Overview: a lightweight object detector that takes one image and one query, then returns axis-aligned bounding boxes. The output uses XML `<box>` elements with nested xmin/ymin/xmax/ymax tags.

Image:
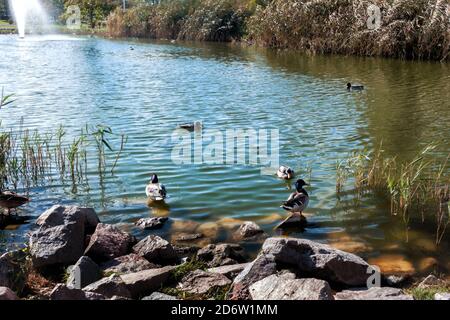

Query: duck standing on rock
<box><xmin>0</xmin><ymin>190</ymin><xmax>30</xmax><ymax>215</ymax></box>
<box><xmin>277</xmin><ymin>166</ymin><xmax>295</xmax><ymax>180</ymax></box>
<box><xmin>145</xmin><ymin>174</ymin><xmax>167</xmax><ymax>201</ymax></box>
<box><xmin>277</xmin><ymin>179</ymin><xmax>309</xmax><ymax>229</ymax></box>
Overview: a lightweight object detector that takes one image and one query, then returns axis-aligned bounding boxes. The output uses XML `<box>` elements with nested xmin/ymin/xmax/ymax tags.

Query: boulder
<box><xmin>120</xmin><ymin>266</ymin><xmax>175</xmax><ymax>298</ymax></box>
<box><xmin>142</xmin><ymin>292</ymin><xmax>178</xmax><ymax>300</ymax></box>
<box><xmin>30</xmin><ymin>205</ymin><xmax>100</xmax><ymax>268</ymax></box>
<box><xmin>66</xmin><ymin>256</ymin><xmax>102</xmax><ymax>289</ymax></box>
<box><xmin>177</xmin><ymin>270</ymin><xmax>232</xmax><ymax>295</ymax></box>
<box><xmin>135</xmin><ymin>217</ymin><xmax>168</xmax><ymax>230</ymax></box>
<box><xmin>85</xmin><ymin>223</ymin><xmax>136</xmax><ymax>262</ymax></box>
<box><xmin>100</xmin><ymin>253</ymin><xmax>158</xmax><ymax>275</ymax></box>
<box><xmin>229</xmin><ymin>254</ymin><xmax>277</xmax><ymax>300</ymax></box>
<box><xmin>0</xmin><ymin>287</ymin><xmax>19</xmax><ymax>300</ymax></box>
<box><xmin>249</xmin><ymin>273</ymin><xmax>333</xmax><ymax>300</ymax></box>
<box><xmin>208</xmin><ymin>263</ymin><xmax>250</xmax><ymax>280</ymax></box>
<box><xmin>173</xmin><ymin>233</ymin><xmax>204</xmax><ymax>242</ymax></box>
<box><xmin>133</xmin><ymin>235</ymin><xmax>178</xmax><ymax>265</ymax></box>
<box><xmin>83</xmin><ymin>275</ymin><xmax>132</xmax><ymax>299</ymax></box>
<box><xmin>417</xmin><ymin>275</ymin><xmax>444</xmax><ymax>288</ymax></box>
<box><xmin>233</xmin><ymin>222</ymin><xmax>264</xmax><ymax>240</ymax></box>
<box><xmin>334</xmin><ymin>287</ymin><xmax>413</xmax><ymax>300</ymax></box>
<box><xmin>197</xmin><ymin>243</ymin><xmax>245</xmax><ymax>267</ymax></box>
<box><xmin>434</xmin><ymin>292</ymin><xmax>450</xmax><ymax>300</ymax></box>
<box><xmin>261</xmin><ymin>237</ymin><xmax>371</xmax><ymax>286</ymax></box>
<box><xmin>0</xmin><ymin>250</ymin><xmax>27</xmax><ymax>294</ymax></box>
<box><xmin>50</xmin><ymin>284</ymin><xmax>105</xmax><ymax>300</ymax></box>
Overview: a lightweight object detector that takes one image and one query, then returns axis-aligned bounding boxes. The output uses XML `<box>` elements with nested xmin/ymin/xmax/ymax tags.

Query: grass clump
<box><xmin>171</xmin><ymin>258</ymin><xmax>208</xmax><ymax>282</ymax></box>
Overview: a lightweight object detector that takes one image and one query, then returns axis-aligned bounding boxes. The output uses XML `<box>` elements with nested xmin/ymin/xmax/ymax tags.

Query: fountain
<box><xmin>9</xmin><ymin>0</ymin><xmax>51</xmax><ymax>38</ymax></box>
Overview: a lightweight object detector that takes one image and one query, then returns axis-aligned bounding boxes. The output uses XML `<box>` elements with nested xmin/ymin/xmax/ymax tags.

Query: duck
<box><xmin>347</xmin><ymin>83</ymin><xmax>364</xmax><ymax>91</ymax></box>
<box><xmin>145</xmin><ymin>174</ymin><xmax>167</xmax><ymax>201</ymax></box>
<box><xmin>281</xmin><ymin>179</ymin><xmax>309</xmax><ymax>213</ymax></box>
<box><xmin>0</xmin><ymin>190</ymin><xmax>30</xmax><ymax>215</ymax></box>
<box><xmin>276</xmin><ymin>166</ymin><xmax>295</xmax><ymax>180</ymax></box>
<box><xmin>177</xmin><ymin>121</ymin><xmax>202</xmax><ymax>132</ymax></box>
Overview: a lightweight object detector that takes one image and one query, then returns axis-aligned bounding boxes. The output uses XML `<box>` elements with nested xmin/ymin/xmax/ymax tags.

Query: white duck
<box><xmin>145</xmin><ymin>174</ymin><xmax>167</xmax><ymax>201</ymax></box>
<box><xmin>276</xmin><ymin>166</ymin><xmax>295</xmax><ymax>180</ymax></box>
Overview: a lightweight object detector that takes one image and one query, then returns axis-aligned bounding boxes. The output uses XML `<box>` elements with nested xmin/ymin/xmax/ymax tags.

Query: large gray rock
<box><xmin>66</xmin><ymin>256</ymin><xmax>102</xmax><ymax>289</ymax></box>
<box><xmin>0</xmin><ymin>287</ymin><xmax>19</xmax><ymax>300</ymax></box>
<box><xmin>434</xmin><ymin>292</ymin><xmax>450</xmax><ymax>300</ymax></box>
<box><xmin>233</xmin><ymin>222</ymin><xmax>264</xmax><ymax>240</ymax></box>
<box><xmin>249</xmin><ymin>272</ymin><xmax>334</xmax><ymax>300</ymax></box>
<box><xmin>85</xmin><ymin>223</ymin><xmax>136</xmax><ymax>262</ymax></box>
<box><xmin>120</xmin><ymin>266</ymin><xmax>175</xmax><ymax>298</ymax></box>
<box><xmin>133</xmin><ymin>235</ymin><xmax>178</xmax><ymax>265</ymax></box>
<box><xmin>29</xmin><ymin>205</ymin><xmax>100</xmax><ymax>268</ymax></box>
<box><xmin>83</xmin><ymin>274</ymin><xmax>132</xmax><ymax>299</ymax></box>
<box><xmin>135</xmin><ymin>217</ymin><xmax>168</xmax><ymax>230</ymax></box>
<box><xmin>208</xmin><ymin>263</ymin><xmax>250</xmax><ymax>280</ymax></box>
<box><xmin>50</xmin><ymin>284</ymin><xmax>105</xmax><ymax>300</ymax></box>
<box><xmin>334</xmin><ymin>287</ymin><xmax>413</xmax><ymax>300</ymax></box>
<box><xmin>261</xmin><ymin>237</ymin><xmax>371</xmax><ymax>286</ymax></box>
<box><xmin>0</xmin><ymin>250</ymin><xmax>27</xmax><ymax>294</ymax></box>
<box><xmin>100</xmin><ymin>253</ymin><xmax>158</xmax><ymax>275</ymax></box>
<box><xmin>177</xmin><ymin>269</ymin><xmax>232</xmax><ymax>295</ymax></box>
<box><xmin>197</xmin><ymin>243</ymin><xmax>245</xmax><ymax>267</ymax></box>
<box><xmin>142</xmin><ymin>292</ymin><xmax>178</xmax><ymax>300</ymax></box>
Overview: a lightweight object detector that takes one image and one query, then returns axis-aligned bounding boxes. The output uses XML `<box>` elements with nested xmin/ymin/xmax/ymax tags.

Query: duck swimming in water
<box><xmin>347</xmin><ymin>83</ymin><xmax>364</xmax><ymax>91</ymax></box>
<box><xmin>277</xmin><ymin>166</ymin><xmax>295</xmax><ymax>180</ymax></box>
<box><xmin>0</xmin><ymin>190</ymin><xmax>29</xmax><ymax>215</ymax></box>
<box><xmin>145</xmin><ymin>174</ymin><xmax>167</xmax><ymax>201</ymax></box>
<box><xmin>281</xmin><ymin>179</ymin><xmax>309</xmax><ymax>213</ymax></box>
<box><xmin>177</xmin><ymin>121</ymin><xmax>202</xmax><ymax>132</ymax></box>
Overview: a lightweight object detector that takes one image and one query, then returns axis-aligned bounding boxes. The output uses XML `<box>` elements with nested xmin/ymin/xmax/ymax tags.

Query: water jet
<box><xmin>9</xmin><ymin>0</ymin><xmax>51</xmax><ymax>38</ymax></box>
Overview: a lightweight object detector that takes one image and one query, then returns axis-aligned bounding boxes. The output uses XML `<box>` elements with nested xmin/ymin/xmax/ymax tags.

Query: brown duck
<box><xmin>0</xmin><ymin>191</ymin><xmax>29</xmax><ymax>215</ymax></box>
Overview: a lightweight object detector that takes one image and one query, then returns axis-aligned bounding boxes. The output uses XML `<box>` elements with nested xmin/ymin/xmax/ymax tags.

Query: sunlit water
<box><xmin>0</xmin><ymin>35</ymin><xmax>449</xmax><ymax>276</ymax></box>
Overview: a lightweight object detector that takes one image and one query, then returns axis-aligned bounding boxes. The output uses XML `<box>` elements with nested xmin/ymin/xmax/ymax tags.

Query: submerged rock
<box><xmin>120</xmin><ymin>266</ymin><xmax>175</xmax><ymax>298</ymax></box>
<box><xmin>50</xmin><ymin>284</ymin><xmax>105</xmax><ymax>300</ymax></box>
<box><xmin>368</xmin><ymin>254</ymin><xmax>415</xmax><ymax>275</ymax></box>
<box><xmin>85</xmin><ymin>223</ymin><xmax>136</xmax><ymax>262</ymax></box>
<box><xmin>133</xmin><ymin>235</ymin><xmax>178</xmax><ymax>265</ymax></box>
<box><xmin>135</xmin><ymin>217</ymin><xmax>168</xmax><ymax>230</ymax></box>
<box><xmin>249</xmin><ymin>273</ymin><xmax>334</xmax><ymax>300</ymax></box>
<box><xmin>177</xmin><ymin>269</ymin><xmax>231</xmax><ymax>295</ymax></box>
<box><xmin>233</xmin><ymin>222</ymin><xmax>264</xmax><ymax>240</ymax></box>
<box><xmin>100</xmin><ymin>253</ymin><xmax>158</xmax><ymax>275</ymax></box>
<box><xmin>30</xmin><ymin>205</ymin><xmax>100</xmax><ymax>268</ymax></box>
<box><xmin>83</xmin><ymin>274</ymin><xmax>132</xmax><ymax>299</ymax></box>
<box><xmin>66</xmin><ymin>256</ymin><xmax>102</xmax><ymax>289</ymax></box>
<box><xmin>197</xmin><ymin>243</ymin><xmax>246</xmax><ymax>267</ymax></box>
<box><xmin>334</xmin><ymin>287</ymin><xmax>413</xmax><ymax>300</ymax></box>
<box><xmin>0</xmin><ymin>286</ymin><xmax>19</xmax><ymax>300</ymax></box>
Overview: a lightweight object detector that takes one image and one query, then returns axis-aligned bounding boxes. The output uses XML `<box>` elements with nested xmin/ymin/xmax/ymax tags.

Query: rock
<box><xmin>197</xmin><ymin>243</ymin><xmax>245</xmax><ymax>267</ymax></box>
<box><xmin>418</xmin><ymin>275</ymin><xmax>444</xmax><ymax>288</ymax></box>
<box><xmin>0</xmin><ymin>250</ymin><xmax>27</xmax><ymax>294</ymax></box>
<box><xmin>50</xmin><ymin>284</ymin><xmax>105</xmax><ymax>300</ymax></box>
<box><xmin>110</xmin><ymin>295</ymin><xmax>131</xmax><ymax>300</ymax></box>
<box><xmin>216</xmin><ymin>217</ymin><xmax>244</xmax><ymax>230</ymax></box>
<box><xmin>275</xmin><ymin>213</ymin><xmax>307</xmax><ymax>229</ymax></box>
<box><xmin>208</xmin><ymin>263</ymin><xmax>250</xmax><ymax>280</ymax></box>
<box><xmin>261</xmin><ymin>237</ymin><xmax>371</xmax><ymax>286</ymax></box>
<box><xmin>233</xmin><ymin>222</ymin><xmax>264</xmax><ymax>240</ymax></box>
<box><xmin>66</xmin><ymin>256</ymin><xmax>102</xmax><ymax>289</ymax></box>
<box><xmin>229</xmin><ymin>254</ymin><xmax>277</xmax><ymax>300</ymax></box>
<box><xmin>173</xmin><ymin>245</ymin><xmax>200</xmax><ymax>259</ymax></box>
<box><xmin>385</xmin><ymin>275</ymin><xmax>409</xmax><ymax>287</ymax></box>
<box><xmin>100</xmin><ymin>253</ymin><xmax>158</xmax><ymax>275</ymax></box>
<box><xmin>173</xmin><ymin>233</ymin><xmax>204</xmax><ymax>242</ymax></box>
<box><xmin>327</xmin><ymin>233</ymin><xmax>371</xmax><ymax>254</ymax></box>
<box><xmin>133</xmin><ymin>235</ymin><xmax>178</xmax><ymax>265</ymax></box>
<box><xmin>335</xmin><ymin>287</ymin><xmax>413</xmax><ymax>300</ymax></box>
<box><xmin>120</xmin><ymin>266</ymin><xmax>175</xmax><ymax>298</ymax></box>
<box><xmin>0</xmin><ymin>287</ymin><xmax>19</xmax><ymax>300</ymax></box>
<box><xmin>30</xmin><ymin>205</ymin><xmax>100</xmax><ymax>268</ymax></box>
<box><xmin>142</xmin><ymin>292</ymin><xmax>178</xmax><ymax>300</ymax></box>
<box><xmin>170</xmin><ymin>220</ymin><xmax>200</xmax><ymax>233</ymax></box>
<box><xmin>85</xmin><ymin>223</ymin><xmax>136</xmax><ymax>262</ymax></box>
<box><xmin>196</xmin><ymin>222</ymin><xmax>220</xmax><ymax>239</ymax></box>
<box><xmin>434</xmin><ymin>292</ymin><xmax>450</xmax><ymax>300</ymax></box>
<box><xmin>249</xmin><ymin>273</ymin><xmax>334</xmax><ymax>300</ymax></box>
<box><xmin>177</xmin><ymin>270</ymin><xmax>231</xmax><ymax>295</ymax></box>
<box><xmin>135</xmin><ymin>217</ymin><xmax>168</xmax><ymax>230</ymax></box>
<box><xmin>83</xmin><ymin>275</ymin><xmax>131</xmax><ymax>299</ymax></box>
<box><xmin>368</xmin><ymin>255</ymin><xmax>415</xmax><ymax>275</ymax></box>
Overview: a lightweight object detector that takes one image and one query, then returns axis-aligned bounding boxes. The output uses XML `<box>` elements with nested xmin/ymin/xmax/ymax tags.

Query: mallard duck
<box><xmin>281</xmin><ymin>179</ymin><xmax>309</xmax><ymax>213</ymax></box>
<box><xmin>145</xmin><ymin>174</ymin><xmax>167</xmax><ymax>201</ymax></box>
<box><xmin>277</xmin><ymin>166</ymin><xmax>295</xmax><ymax>180</ymax></box>
<box><xmin>0</xmin><ymin>191</ymin><xmax>29</xmax><ymax>215</ymax></box>
<box><xmin>347</xmin><ymin>83</ymin><xmax>364</xmax><ymax>91</ymax></box>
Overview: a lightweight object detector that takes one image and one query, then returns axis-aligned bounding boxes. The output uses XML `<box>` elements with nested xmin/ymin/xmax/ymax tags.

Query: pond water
<box><xmin>0</xmin><ymin>34</ymin><xmax>449</xmax><ymax>276</ymax></box>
